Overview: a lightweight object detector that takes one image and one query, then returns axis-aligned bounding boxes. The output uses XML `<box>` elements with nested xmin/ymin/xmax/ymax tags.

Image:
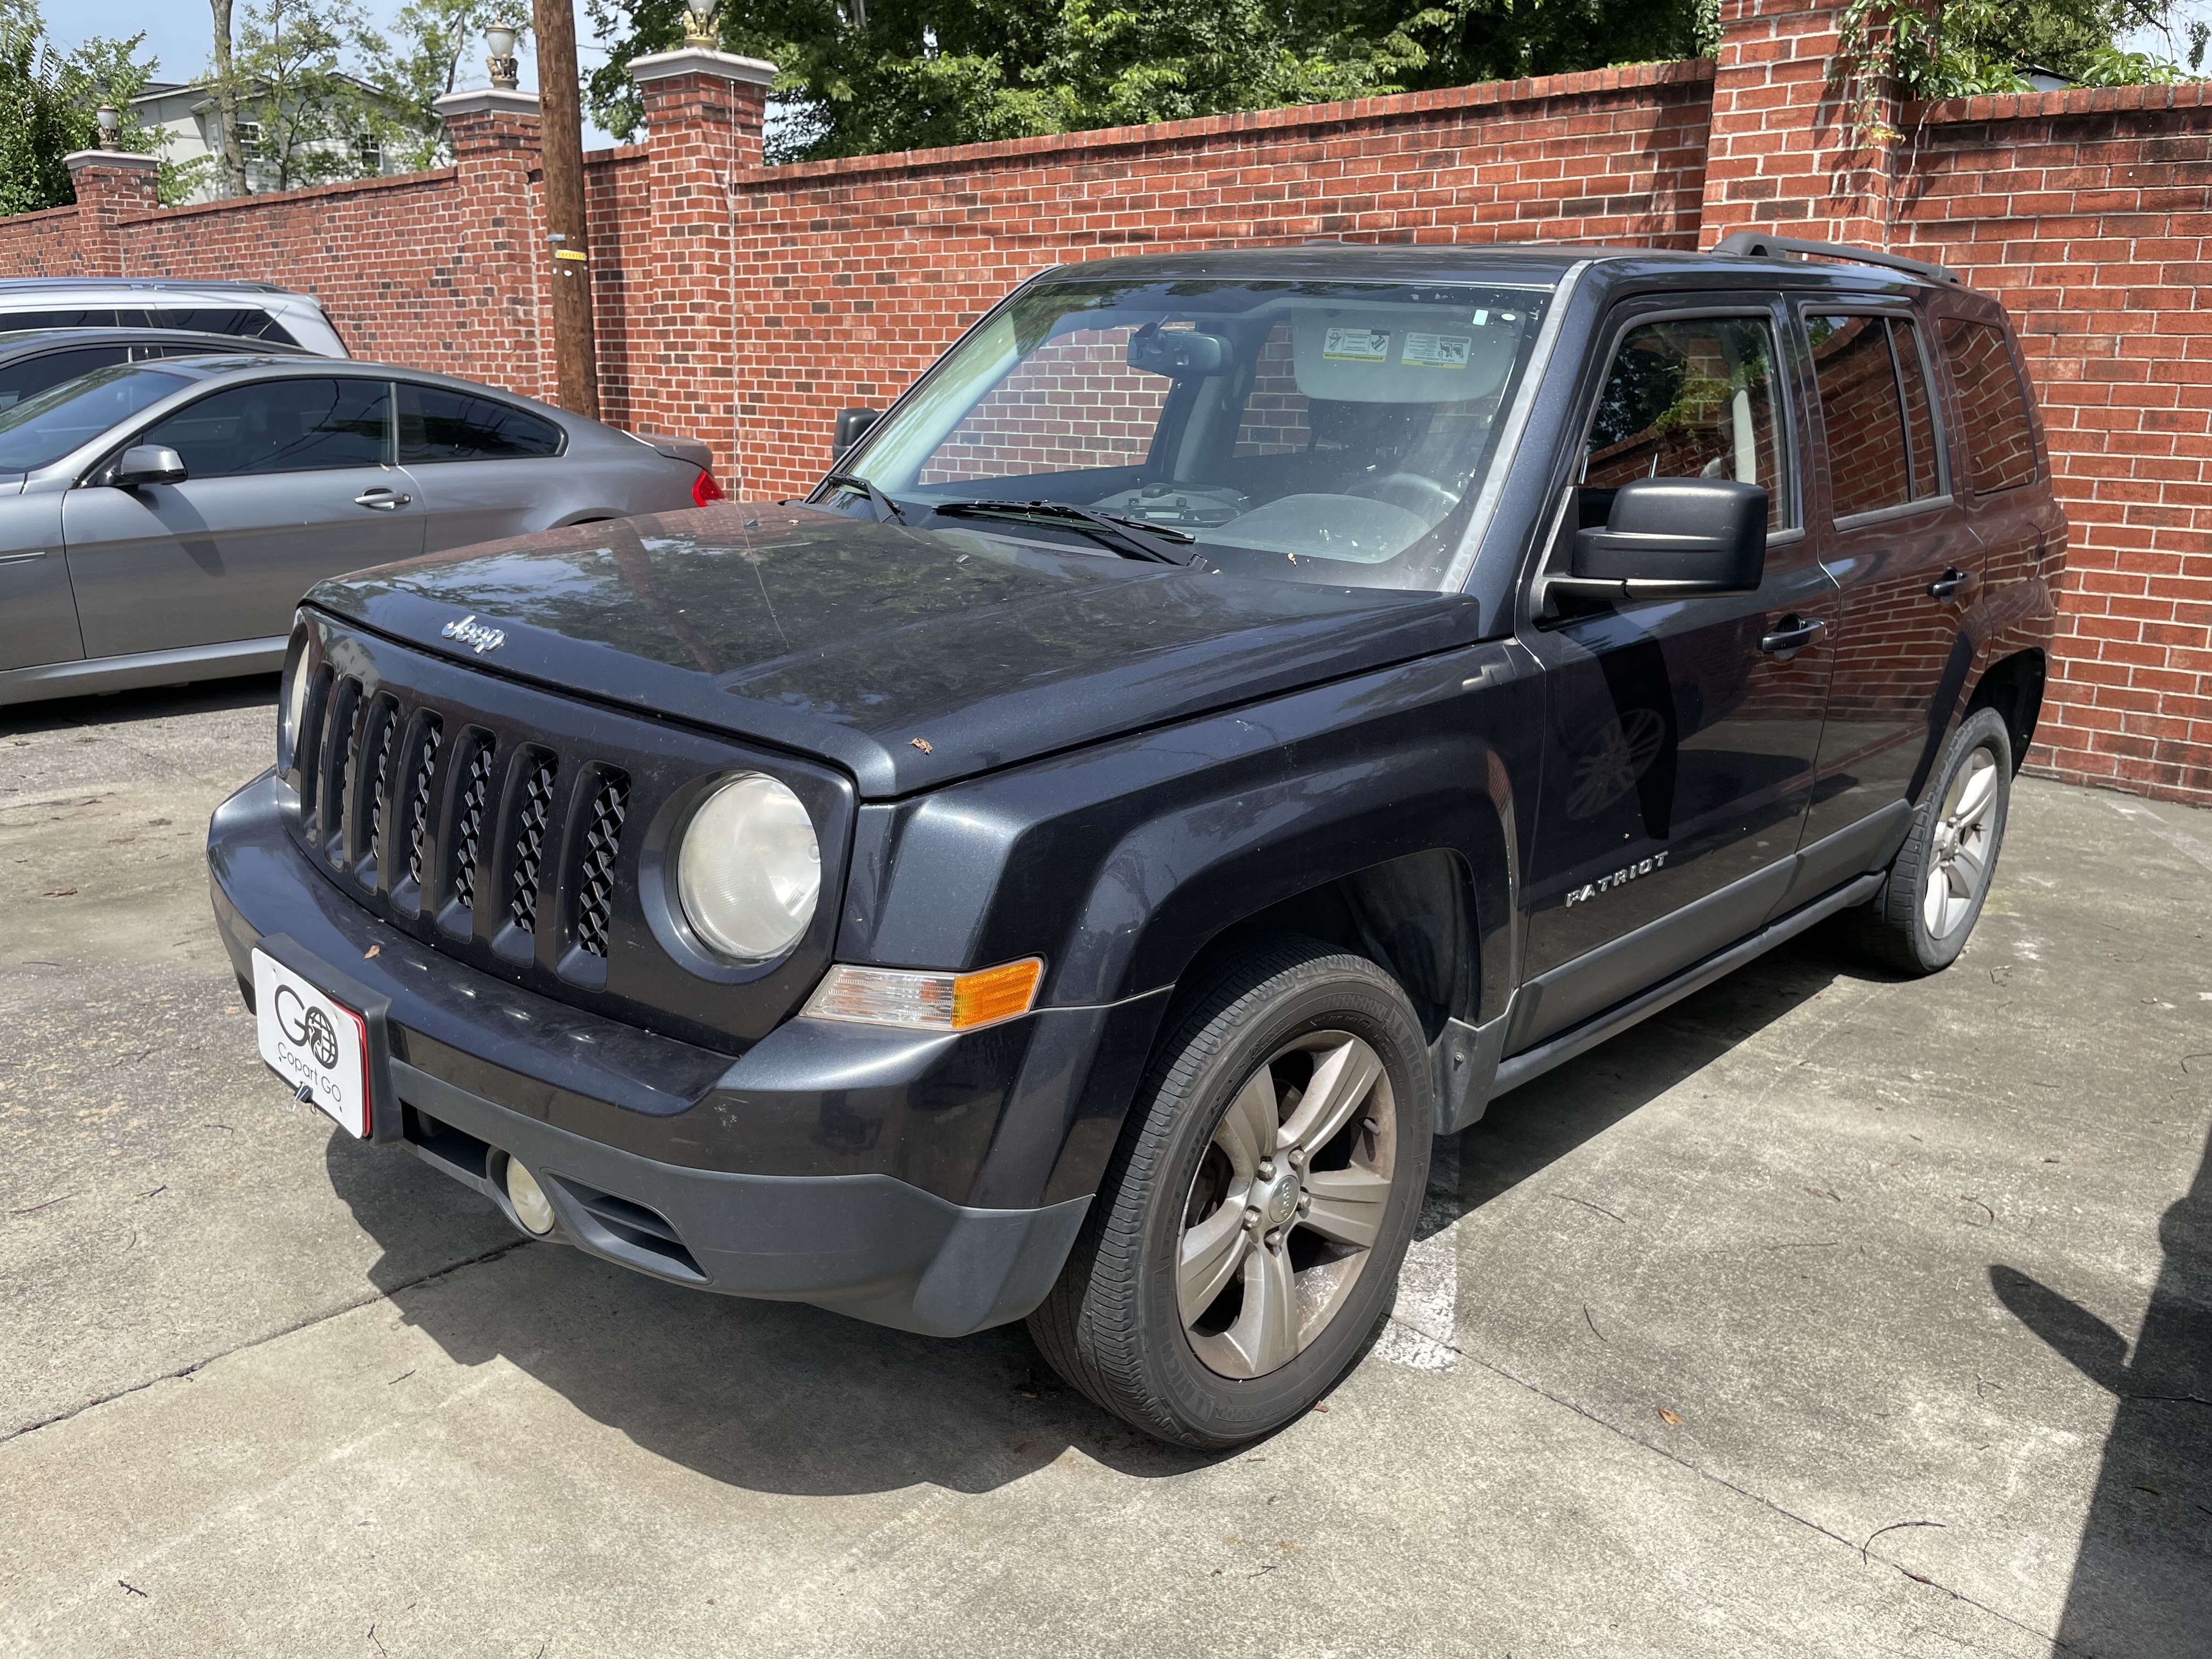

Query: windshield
<box><xmin>0</xmin><ymin>364</ymin><xmax>189</xmax><ymax>472</ymax></box>
<box><xmin>831</xmin><ymin>277</ymin><xmax>1554</xmax><ymax>591</ymax></box>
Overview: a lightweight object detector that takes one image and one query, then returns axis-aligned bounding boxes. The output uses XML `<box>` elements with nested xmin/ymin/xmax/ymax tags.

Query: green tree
<box><xmin>0</xmin><ymin>9</ymin><xmax>168</xmax><ymax>215</ymax></box>
<box><xmin>232</xmin><ymin>0</ymin><xmax>385</xmax><ymax>191</ymax></box>
<box><xmin>369</xmin><ymin>0</ymin><xmax>534</xmax><ymax>170</ymax></box>
<box><xmin>1839</xmin><ymin>0</ymin><xmax>2199</xmax><ymax>119</ymax></box>
<box><xmin>584</xmin><ymin>0</ymin><xmax>1434</xmax><ymax>161</ymax></box>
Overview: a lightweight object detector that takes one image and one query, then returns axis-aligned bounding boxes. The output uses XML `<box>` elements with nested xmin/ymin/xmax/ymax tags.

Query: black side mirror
<box><xmin>833</xmin><ymin>408</ymin><xmax>881</xmax><ymax>458</ymax></box>
<box><xmin>1552</xmin><ymin>477</ymin><xmax>1767</xmax><ymax>603</ymax></box>
<box><xmin>111</xmin><ymin>444</ymin><xmax>188</xmax><ymax>488</ymax></box>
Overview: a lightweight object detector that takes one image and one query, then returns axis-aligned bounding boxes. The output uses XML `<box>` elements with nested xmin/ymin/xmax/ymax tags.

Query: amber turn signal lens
<box><xmin>803</xmin><ymin>958</ymin><xmax>1045</xmax><ymax>1032</ymax></box>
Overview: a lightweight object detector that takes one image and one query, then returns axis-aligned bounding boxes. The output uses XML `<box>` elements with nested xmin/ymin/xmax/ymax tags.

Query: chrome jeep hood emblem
<box><xmin>440</xmin><ymin>614</ymin><xmax>507</xmax><ymax>655</ymax></box>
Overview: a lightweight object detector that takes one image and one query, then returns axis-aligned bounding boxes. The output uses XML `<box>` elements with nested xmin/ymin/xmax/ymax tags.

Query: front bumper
<box><xmin>208</xmin><ymin>771</ymin><xmax>1159</xmax><ymax>1337</ymax></box>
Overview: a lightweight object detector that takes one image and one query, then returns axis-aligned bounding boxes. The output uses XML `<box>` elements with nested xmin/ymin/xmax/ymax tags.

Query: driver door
<box><xmin>1508</xmin><ymin>298</ymin><xmax>1838</xmax><ymax>1050</ymax></box>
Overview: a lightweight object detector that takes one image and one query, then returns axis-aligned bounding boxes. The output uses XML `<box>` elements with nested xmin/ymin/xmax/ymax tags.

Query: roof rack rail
<box><xmin>1713</xmin><ymin>230</ymin><xmax>1963</xmax><ymax>287</ymax></box>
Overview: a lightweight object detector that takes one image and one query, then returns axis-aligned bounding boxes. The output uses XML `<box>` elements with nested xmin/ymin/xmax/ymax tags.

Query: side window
<box><xmin>1583</xmin><ymin>315</ymin><xmax>1791</xmax><ymax>531</ymax></box>
<box><xmin>0</xmin><ymin>308</ymin><xmax>126</xmax><ymax>331</ymax></box>
<box><xmin>397</xmin><ymin>383</ymin><xmax>563</xmax><ymax>462</ymax></box>
<box><xmin>142</xmin><ymin>377</ymin><xmax>391</xmax><ymax>478</ymax></box>
<box><xmin>1941</xmin><ymin>319</ymin><xmax>2038</xmax><ymax>493</ymax></box>
<box><xmin>0</xmin><ymin>346</ymin><xmax>131</xmax><ymax>409</ymax></box>
<box><xmin>1808</xmin><ymin>314</ymin><xmax>1914</xmax><ymax>518</ymax></box>
<box><xmin>1891</xmin><ymin>319</ymin><xmax>1942</xmax><ymax>500</ymax></box>
<box><xmin>147</xmin><ymin>307</ymin><xmax>298</xmax><ymax>347</ymax></box>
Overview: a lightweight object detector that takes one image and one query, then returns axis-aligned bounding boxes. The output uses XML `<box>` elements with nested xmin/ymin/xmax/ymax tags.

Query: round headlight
<box><xmin>676</xmin><ymin>773</ymin><xmax>820</xmax><ymax>961</ymax></box>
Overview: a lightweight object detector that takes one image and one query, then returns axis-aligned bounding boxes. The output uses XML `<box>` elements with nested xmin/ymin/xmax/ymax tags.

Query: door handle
<box><xmin>355</xmin><ymin>489</ymin><xmax>411</xmax><ymax>510</ymax></box>
<box><xmin>1928</xmin><ymin>567</ymin><xmax>1968</xmax><ymax>601</ymax></box>
<box><xmin>0</xmin><ymin>549</ymin><xmax>46</xmax><ymax>566</ymax></box>
<box><xmin>1759</xmin><ymin>614</ymin><xmax>1826</xmax><ymax>657</ymax></box>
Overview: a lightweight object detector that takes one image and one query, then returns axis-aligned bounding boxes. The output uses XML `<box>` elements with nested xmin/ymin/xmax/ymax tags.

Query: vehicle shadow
<box><xmin>1421</xmin><ymin>928</ymin><xmax>1859</xmax><ymax>1239</ymax></box>
<box><xmin>0</xmin><ymin>673</ymin><xmax>278</xmax><ymax>734</ymax></box>
<box><xmin>320</xmin><ymin>926</ymin><xmax>1866</xmax><ymax>1500</ymax></box>
<box><xmin>1991</xmin><ymin>1125</ymin><xmax>2212</xmax><ymax>1659</ymax></box>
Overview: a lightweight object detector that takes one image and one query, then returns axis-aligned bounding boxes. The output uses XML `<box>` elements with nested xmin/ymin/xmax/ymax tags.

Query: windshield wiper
<box><xmin>820</xmin><ymin>472</ymin><xmax>906</xmax><ymax>524</ymax></box>
<box><xmin>930</xmin><ymin>499</ymin><xmax>1189</xmax><ymax>565</ymax></box>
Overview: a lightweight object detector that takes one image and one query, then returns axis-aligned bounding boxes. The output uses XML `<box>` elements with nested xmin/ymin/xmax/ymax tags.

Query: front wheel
<box><xmin>1027</xmin><ymin>936</ymin><xmax>1433</xmax><ymax>1449</ymax></box>
<box><xmin>1849</xmin><ymin>706</ymin><xmax>2013</xmax><ymax>975</ymax></box>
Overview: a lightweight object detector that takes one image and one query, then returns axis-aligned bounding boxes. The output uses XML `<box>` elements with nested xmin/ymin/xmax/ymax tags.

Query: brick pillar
<box><xmin>429</xmin><ymin>87</ymin><xmax>546</xmax><ymax>397</ymax></box>
<box><xmin>63</xmin><ymin>150</ymin><xmax>158</xmax><ymax>276</ymax></box>
<box><xmin>1700</xmin><ymin>0</ymin><xmax>1900</xmax><ymax>249</ymax></box>
<box><xmin>628</xmin><ymin>48</ymin><xmax>776</xmax><ymax>487</ymax></box>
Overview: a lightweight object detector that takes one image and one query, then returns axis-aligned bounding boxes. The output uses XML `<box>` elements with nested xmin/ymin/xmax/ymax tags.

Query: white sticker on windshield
<box><xmin>1323</xmin><ymin>328</ymin><xmax>1391</xmax><ymax>363</ymax></box>
<box><xmin>1402</xmin><ymin>332</ymin><xmax>1472</xmax><ymax>369</ymax></box>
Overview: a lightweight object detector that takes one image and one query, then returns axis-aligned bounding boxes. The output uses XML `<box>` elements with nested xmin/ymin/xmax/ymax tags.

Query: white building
<box><xmin>130</xmin><ymin>76</ymin><xmax>421</xmax><ymax>204</ymax></box>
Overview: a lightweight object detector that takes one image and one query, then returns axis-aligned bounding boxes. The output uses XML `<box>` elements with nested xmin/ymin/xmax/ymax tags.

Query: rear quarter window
<box><xmin>397</xmin><ymin>383</ymin><xmax>563</xmax><ymax>461</ymax></box>
<box><xmin>1941</xmin><ymin>319</ymin><xmax>2038</xmax><ymax>494</ymax></box>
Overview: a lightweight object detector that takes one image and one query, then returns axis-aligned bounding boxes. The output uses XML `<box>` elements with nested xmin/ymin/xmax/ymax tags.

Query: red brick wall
<box><xmin>1</xmin><ymin>12</ymin><xmax>2208</xmax><ymax>805</ymax></box>
<box><xmin>1897</xmin><ymin>84</ymin><xmax>2212</xmax><ymax>801</ymax></box>
<box><xmin>725</xmin><ymin>62</ymin><xmax>1717</xmax><ymax>498</ymax></box>
<box><xmin>0</xmin><ymin>204</ymin><xmax>81</xmax><ymax>276</ymax></box>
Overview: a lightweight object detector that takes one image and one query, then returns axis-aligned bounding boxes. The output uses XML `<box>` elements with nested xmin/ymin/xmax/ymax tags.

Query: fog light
<box><xmin>504</xmin><ymin>1156</ymin><xmax>556</xmax><ymax>1235</ymax></box>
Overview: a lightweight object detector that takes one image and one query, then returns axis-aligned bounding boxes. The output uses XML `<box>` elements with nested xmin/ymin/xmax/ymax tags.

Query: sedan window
<box><xmin>0</xmin><ymin>345</ymin><xmax>132</xmax><ymax>410</ymax></box>
<box><xmin>398</xmin><ymin>383</ymin><xmax>562</xmax><ymax>461</ymax></box>
<box><xmin>143</xmin><ymin>377</ymin><xmax>392</xmax><ymax>477</ymax></box>
<box><xmin>0</xmin><ymin>363</ymin><xmax>189</xmax><ymax>471</ymax></box>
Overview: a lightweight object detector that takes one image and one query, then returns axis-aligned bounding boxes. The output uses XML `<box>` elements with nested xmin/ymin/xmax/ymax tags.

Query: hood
<box><xmin>311</xmin><ymin>503</ymin><xmax>1482</xmax><ymax>798</ymax></box>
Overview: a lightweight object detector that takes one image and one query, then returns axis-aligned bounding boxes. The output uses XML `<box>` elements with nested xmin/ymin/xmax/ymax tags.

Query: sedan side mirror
<box><xmin>112</xmin><ymin>444</ymin><xmax>188</xmax><ymax>488</ymax></box>
<box><xmin>1552</xmin><ymin>477</ymin><xmax>1767</xmax><ymax>603</ymax></box>
<box><xmin>832</xmin><ymin>407</ymin><xmax>881</xmax><ymax>459</ymax></box>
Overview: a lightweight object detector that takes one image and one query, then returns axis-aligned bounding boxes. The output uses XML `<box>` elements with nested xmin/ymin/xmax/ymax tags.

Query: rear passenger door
<box><xmin>61</xmin><ymin>376</ymin><xmax>425</xmax><ymax>658</ymax></box>
<box><xmin>1791</xmin><ymin>305</ymin><xmax>1982</xmax><ymax>900</ymax></box>
<box><xmin>1510</xmin><ymin>298</ymin><xmax>1838</xmax><ymax>1051</ymax></box>
<box><xmin>396</xmin><ymin>382</ymin><xmax>568</xmax><ymax>551</ymax></box>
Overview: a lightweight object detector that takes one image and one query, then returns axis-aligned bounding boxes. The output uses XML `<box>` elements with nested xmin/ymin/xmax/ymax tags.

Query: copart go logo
<box><xmin>272</xmin><ymin>983</ymin><xmax>341</xmax><ymax>1068</ymax></box>
<box><xmin>441</xmin><ymin>614</ymin><xmax>507</xmax><ymax>654</ymax></box>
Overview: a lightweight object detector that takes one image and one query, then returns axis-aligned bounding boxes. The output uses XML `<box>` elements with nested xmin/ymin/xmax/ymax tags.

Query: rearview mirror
<box><xmin>112</xmin><ymin>444</ymin><xmax>188</xmax><ymax>488</ymax></box>
<box><xmin>1553</xmin><ymin>478</ymin><xmax>1766</xmax><ymax>602</ymax></box>
<box><xmin>1126</xmin><ymin>326</ymin><xmax>1230</xmax><ymax>378</ymax></box>
<box><xmin>832</xmin><ymin>407</ymin><xmax>880</xmax><ymax>458</ymax></box>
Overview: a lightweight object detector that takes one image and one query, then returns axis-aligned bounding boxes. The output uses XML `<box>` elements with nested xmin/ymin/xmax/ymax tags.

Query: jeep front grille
<box><xmin>450</xmin><ymin>736</ymin><xmax>497</xmax><ymax>913</ymax></box>
<box><xmin>573</xmin><ymin>774</ymin><xmax>628</xmax><ymax>958</ymax></box>
<box><xmin>280</xmin><ymin>616</ymin><xmax>847</xmax><ymax>1052</ymax></box>
<box><xmin>405</xmin><ymin>718</ymin><xmax>443</xmax><ymax>885</ymax></box>
<box><xmin>506</xmin><ymin>755</ymin><xmax>558</xmax><ymax>933</ymax></box>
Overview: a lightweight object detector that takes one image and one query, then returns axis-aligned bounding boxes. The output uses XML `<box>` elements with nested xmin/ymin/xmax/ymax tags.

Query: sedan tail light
<box><xmin>691</xmin><ymin>469</ymin><xmax>725</xmax><ymax>507</ymax></box>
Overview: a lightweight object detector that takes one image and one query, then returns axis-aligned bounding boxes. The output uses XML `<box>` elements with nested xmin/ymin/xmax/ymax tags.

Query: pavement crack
<box><xmin>0</xmin><ymin>1240</ymin><xmax>527</xmax><ymax>1447</ymax></box>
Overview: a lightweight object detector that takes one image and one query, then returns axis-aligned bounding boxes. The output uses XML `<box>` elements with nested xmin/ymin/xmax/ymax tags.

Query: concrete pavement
<box><xmin>2</xmin><ymin>681</ymin><xmax>2207</xmax><ymax>1657</ymax></box>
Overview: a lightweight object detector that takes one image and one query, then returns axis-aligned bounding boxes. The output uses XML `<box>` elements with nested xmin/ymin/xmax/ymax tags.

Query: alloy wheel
<box><xmin>1176</xmin><ymin>1030</ymin><xmax>1397</xmax><ymax>1380</ymax></box>
<box><xmin>1925</xmin><ymin>742</ymin><xmax>2000</xmax><ymax>939</ymax></box>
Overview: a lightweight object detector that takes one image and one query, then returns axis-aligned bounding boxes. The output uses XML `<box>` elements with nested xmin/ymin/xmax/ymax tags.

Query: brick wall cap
<box><xmin>432</xmin><ymin>87</ymin><xmax>543</xmax><ymax>119</ymax></box>
<box><xmin>64</xmin><ymin>150</ymin><xmax>159</xmax><ymax>174</ymax></box>
<box><xmin>1906</xmin><ymin>78</ymin><xmax>2212</xmax><ymax>125</ymax></box>
<box><xmin>753</xmin><ymin>57</ymin><xmax>1714</xmax><ymax>184</ymax></box>
<box><xmin>629</xmin><ymin>48</ymin><xmax>775</xmax><ymax>87</ymax></box>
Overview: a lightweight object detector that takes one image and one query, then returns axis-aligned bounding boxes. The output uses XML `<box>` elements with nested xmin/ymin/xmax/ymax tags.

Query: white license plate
<box><xmin>253</xmin><ymin>949</ymin><xmax>371</xmax><ymax>1138</ymax></box>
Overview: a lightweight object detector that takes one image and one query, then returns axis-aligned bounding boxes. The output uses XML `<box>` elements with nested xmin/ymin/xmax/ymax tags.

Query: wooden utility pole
<box><xmin>532</xmin><ymin>0</ymin><xmax>599</xmax><ymax>418</ymax></box>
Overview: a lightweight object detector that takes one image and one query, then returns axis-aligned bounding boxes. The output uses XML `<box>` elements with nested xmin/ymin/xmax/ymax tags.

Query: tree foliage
<box><xmin>229</xmin><ymin>0</ymin><xmax>391</xmax><ymax>191</ymax></box>
<box><xmin>369</xmin><ymin>0</ymin><xmax>534</xmax><ymax>170</ymax></box>
<box><xmin>0</xmin><ymin>5</ymin><xmax>171</xmax><ymax>215</ymax></box>
<box><xmin>582</xmin><ymin>0</ymin><xmax>1718</xmax><ymax>161</ymax></box>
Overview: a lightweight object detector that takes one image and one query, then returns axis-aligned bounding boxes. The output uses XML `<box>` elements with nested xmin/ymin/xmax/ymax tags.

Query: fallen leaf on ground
<box><xmin>1658</xmin><ymin>1407</ymin><xmax>1683</xmax><ymax>1425</ymax></box>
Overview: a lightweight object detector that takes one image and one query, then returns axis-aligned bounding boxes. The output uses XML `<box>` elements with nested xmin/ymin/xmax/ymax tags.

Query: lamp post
<box><xmin>485</xmin><ymin>22</ymin><xmax>521</xmax><ymax>91</ymax></box>
<box><xmin>95</xmin><ymin>104</ymin><xmax>120</xmax><ymax>145</ymax></box>
<box><xmin>681</xmin><ymin>4</ymin><xmax>719</xmax><ymax>47</ymax></box>
<box><xmin>526</xmin><ymin>3</ymin><xmax>599</xmax><ymax>419</ymax></box>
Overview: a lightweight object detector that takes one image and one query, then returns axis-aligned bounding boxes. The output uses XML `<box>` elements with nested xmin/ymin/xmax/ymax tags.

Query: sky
<box><xmin>74</xmin><ymin>1</ymin><xmax>624</xmax><ymax>147</ymax></box>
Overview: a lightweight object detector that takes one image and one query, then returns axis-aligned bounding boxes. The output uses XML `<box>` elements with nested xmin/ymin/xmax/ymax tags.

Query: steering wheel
<box><xmin>1354</xmin><ymin>471</ymin><xmax>1462</xmax><ymax>522</ymax></box>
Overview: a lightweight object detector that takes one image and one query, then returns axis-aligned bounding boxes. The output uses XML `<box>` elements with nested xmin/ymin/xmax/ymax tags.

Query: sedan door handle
<box><xmin>1759</xmin><ymin>614</ymin><xmax>1826</xmax><ymax>657</ymax></box>
<box><xmin>355</xmin><ymin>489</ymin><xmax>411</xmax><ymax>510</ymax></box>
<box><xmin>1928</xmin><ymin>567</ymin><xmax>1969</xmax><ymax>601</ymax></box>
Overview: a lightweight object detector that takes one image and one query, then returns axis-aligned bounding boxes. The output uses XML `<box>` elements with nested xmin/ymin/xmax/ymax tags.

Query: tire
<box><xmin>1848</xmin><ymin>706</ymin><xmax>2013</xmax><ymax>976</ymax></box>
<box><xmin>1028</xmin><ymin>935</ymin><xmax>1434</xmax><ymax>1449</ymax></box>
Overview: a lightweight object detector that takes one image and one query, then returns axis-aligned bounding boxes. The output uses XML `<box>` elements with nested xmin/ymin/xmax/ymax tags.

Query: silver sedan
<box><xmin>0</xmin><ymin>356</ymin><xmax>720</xmax><ymax>706</ymax></box>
